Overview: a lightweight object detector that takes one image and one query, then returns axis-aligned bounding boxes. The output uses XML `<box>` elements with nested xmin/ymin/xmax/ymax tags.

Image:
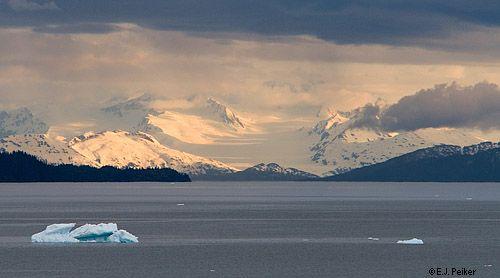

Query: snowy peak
<box><xmin>196</xmin><ymin>162</ymin><xmax>319</xmax><ymax>180</ymax></box>
<box><xmin>308</xmin><ymin>105</ymin><xmax>485</xmax><ymax>176</ymax></box>
<box><xmin>67</xmin><ymin>130</ymin><xmax>238</xmax><ymax>175</ymax></box>
<box><xmin>311</xmin><ymin>111</ymin><xmax>349</xmax><ymax>135</ymax></box>
<box><xmin>243</xmin><ymin>162</ymin><xmax>319</xmax><ymax>178</ymax></box>
<box><xmin>134</xmin><ymin>97</ymin><xmax>249</xmax><ymax>145</ymax></box>
<box><xmin>102</xmin><ymin>93</ymin><xmax>159</xmax><ymax>118</ymax></box>
<box><xmin>0</xmin><ymin>108</ymin><xmax>48</xmax><ymax>138</ymax></box>
<box><xmin>251</xmin><ymin>162</ymin><xmax>285</xmax><ymax>172</ymax></box>
<box><xmin>205</xmin><ymin>98</ymin><xmax>245</xmax><ymax>129</ymax></box>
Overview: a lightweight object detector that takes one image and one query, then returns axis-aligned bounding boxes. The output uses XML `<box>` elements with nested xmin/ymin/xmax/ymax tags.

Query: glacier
<box><xmin>31</xmin><ymin>223</ymin><xmax>138</xmax><ymax>243</ymax></box>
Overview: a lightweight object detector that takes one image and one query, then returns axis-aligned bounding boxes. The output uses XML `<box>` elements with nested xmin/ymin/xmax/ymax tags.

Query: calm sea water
<box><xmin>0</xmin><ymin>182</ymin><xmax>499</xmax><ymax>277</ymax></box>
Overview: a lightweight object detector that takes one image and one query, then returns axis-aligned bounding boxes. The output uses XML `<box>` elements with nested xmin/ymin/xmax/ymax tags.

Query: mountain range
<box><xmin>0</xmin><ymin>131</ymin><xmax>237</xmax><ymax>177</ymax></box>
<box><xmin>0</xmin><ymin>95</ymin><xmax>494</xmax><ymax>180</ymax></box>
<box><xmin>308</xmin><ymin>107</ymin><xmax>482</xmax><ymax>175</ymax></box>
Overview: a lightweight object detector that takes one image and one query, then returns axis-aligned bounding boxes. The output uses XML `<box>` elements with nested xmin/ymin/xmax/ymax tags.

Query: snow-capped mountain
<box><xmin>0</xmin><ymin>108</ymin><xmax>48</xmax><ymax>138</ymax></box>
<box><xmin>102</xmin><ymin>93</ymin><xmax>159</xmax><ymax>118</ymax></box>
<box><xmin>0</xmin><ymin>134</ymin><xmax>92</xmax><ymax>166</ymax></box>
<box><xmin>100</xmin><ymin>94</ymin><xmax>161</xmax><ymax>130</ymax></box>
<box><xmin>245</xmin><ymin>163</ymin><xmax>319</xmax><ymax>178</ymax></box>
<box><xmin>308</xmin><ymin>106</ymin><xmax>485</xmax><ymax>176</ymax></box>
<box><xmin>328</xmin><ymin>141</ymin><xmax>500</xmax><ymax>182</ymax></box>
<box><xmin>205</xmin><ymin>98</ymin><xmax>245</xmax><ymax>130</ymax></box>
<box><xmin>0</xmin><ymin>131</ymin><xmax>237</xmax><ymax>176</ymax></box>
<box><xmin>134</xmin><ymin>97</ymin><xmax>250</xmax><ymax>145</ymax></box>
<box><xmin>196</xmin><ymin>162</ymin><xmax>319</xmax><ymax>181</ymax></box>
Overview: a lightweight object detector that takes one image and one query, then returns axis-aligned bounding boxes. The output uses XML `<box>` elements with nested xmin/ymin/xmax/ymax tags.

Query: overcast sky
<box><xmin>2</xmin><ymin>0</ymin><xmax>500</xmax><ymax>127</ymax></box>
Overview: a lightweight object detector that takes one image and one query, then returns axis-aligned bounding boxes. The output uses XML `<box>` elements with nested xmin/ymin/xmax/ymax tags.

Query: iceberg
<box><xmin>396</xmin><ymin>238</ymin><xmax>424</xmax><ymax>245</ymax></box>
<box><xmin>31</xmin><ymin>223</ymin><xmax>138</xmax><ymax>243</ymax></box>
<box><xmin>107</xmin><ymin>230</ymin><xmax>139</xmax><ymax>243</ymax></box>
<box><xmin>70</xmin><ymin>223</ymin><xmax>118</xmax><ymax>242</ymax></box>
<box><xmin>31</xmin><ymin>223</ymin><xmax>79</xmax><ymax>243</ymax></box>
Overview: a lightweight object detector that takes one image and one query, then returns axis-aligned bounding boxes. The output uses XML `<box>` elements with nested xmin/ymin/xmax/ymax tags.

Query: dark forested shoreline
<box><xmin>0</xmin><ymin>151</ymin><xmax>190</xmax><ymax>182</ymax></box>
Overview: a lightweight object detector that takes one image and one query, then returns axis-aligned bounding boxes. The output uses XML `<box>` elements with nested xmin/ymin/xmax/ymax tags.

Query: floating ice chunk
<box><xmin>396</xmin><ymin>238</ymin><xmax>424</xmax><ymax>245</ymax></box>
<box><xmin>69</xmin><ymin>223</ymin><xmax>118</xmax><ymax>242</ymax></box>
<box><xmin>107</xmin><ymin>230</ymin><xmax>139</xmax><ymax>243</ymax></box>
<box><xmin>31</xmin><ymin>223</ymin><xmax>79</xmax><ymax>243</ymax></box>
<box><xmin>31</xmin><ymin>223</ymin><xmax>138</xmax><ymax>243</ymax></box>
<box><xmin>368</xmin><ymin>237</ymin><xmax>380</xmax><ymax>241</ymax></box>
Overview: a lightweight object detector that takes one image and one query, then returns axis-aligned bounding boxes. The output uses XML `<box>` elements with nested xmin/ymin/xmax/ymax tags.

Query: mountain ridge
<box><xmin>325</xmin><ymin>142</ymin><xmax>500</xmax><ymax>182</ymax></box>
<box><xmin>0</xmin><ymin>130</ymin><xmax>237</xmax><ymax>176</ymax></box>
<box><xmin>195</xmin><ymin>162</ymin><xmax>319</xmax><ymax>181</ymax></box>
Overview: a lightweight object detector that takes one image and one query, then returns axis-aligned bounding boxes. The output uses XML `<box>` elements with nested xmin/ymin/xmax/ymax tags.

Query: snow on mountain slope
<box><xmin>139</xmin><ymin>111</ymin><xmax>240</xmax><ymax>145</ymax></box>
<box><xmin>309</xmin><ymin>108</ymin><xmax>485</xmax><ymax>176</ymax></box>
<box><xmin>198</xmin><ymin>162</ymin><xmax>319</xmax><ymax>180</ymax></box>
<box><xmin>0</xmin><ymin>134</ymin><xmax>92</xmax><ymax>166</ymax></box>
<box><xmin>205</xmin><ymin>98</ymin><xmax>245</xmax><ymax>130</ymax></box>
<box><xmin>102</xmin><ymin>93</ymin><xmax>159</xmax><ymax>118</ymax></box>
<box><xmin>0</xmin><ymin>108</ymin><xmax>48</xmax><ymax>138</ymax></box>
<box><xmin>245</xmin><ymin>163</ymin><xmax>319</xmax><ymax>178</ymax></box>
<box><xmin>99</xmin><ymin>93</ymin><xmax>161</xmax><ymax>131</ymax></box>
<box><xmin>69</xmin><ymin>130</ymin><xmax>237</xmax><ymax>175</ymax></box>
<box><xmin>101</xmin><ymin>94</ymin><xmax>253</xmax><ymax>145</ymax></box>
<box><xmin>0</xmin><ymin>131</ymin><xmax>237</xmax><ymax>176</ymax></box>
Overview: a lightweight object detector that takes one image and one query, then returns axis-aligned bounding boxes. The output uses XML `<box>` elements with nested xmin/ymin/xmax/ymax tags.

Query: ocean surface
<box><xmin>0</xmin><ymin>182</ymin><xmax>499</xmax><ymax>278</ymax></box>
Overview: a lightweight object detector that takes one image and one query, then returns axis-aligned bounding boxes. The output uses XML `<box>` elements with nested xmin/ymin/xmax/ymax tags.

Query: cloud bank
<box><xmin>380</xmin><ymin>82</ymin><xmax>500</xmax><ymax>131</ymax></box>
<box><xmin>1</xmin><ymin>0</ymin><xmax>500</xmax><ymax>50</ymax></box>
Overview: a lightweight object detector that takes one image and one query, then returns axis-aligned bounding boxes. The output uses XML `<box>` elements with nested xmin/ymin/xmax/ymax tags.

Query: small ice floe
<box><xmin>466</xmin><ymin>197</ymin><xmax>473</xmax><ymax>200</ymax></box>
<box><xmin>396</xmin><ymin>238</ymin><xmax>424</xmax><ymax>245</ymax></box>
<box><xmin>368</xmin><ymin>237</ymin><xmax>380</xmax><ymax>241</ymax></box>
<box><xmin>177</xmin><ymin>203</ymin><xmax>185</xmax><ymax>206</ymax></box>
<box><xmin>484</xmin><ymin>264</ymin><xmax>493</xmax><ymax>268</ymax></box>
<box><xmin>31</xmin><ymin>223</ymin><xmax>138</xmax><ymax>243</ymax></box>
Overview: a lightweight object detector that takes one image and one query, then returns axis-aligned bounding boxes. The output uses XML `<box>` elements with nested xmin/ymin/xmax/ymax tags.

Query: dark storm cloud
<box><xmin>33</xmin><ymin>23</ymin><xmax>120</xmax><ymax>34</ymax></box>
<box><xmin>381</xmin><ymin>82</ymin><xmax>500</xmax><ymax>131</ymax></box>
<box><xmin>2</xmin><ymin>0</ymin><xmax>500</xmax><ymax>45</ymax></box>
<box><xmin>350</xmin><ymin>103</ymin><xmax>382</xmax><ymax>129</ymax></box>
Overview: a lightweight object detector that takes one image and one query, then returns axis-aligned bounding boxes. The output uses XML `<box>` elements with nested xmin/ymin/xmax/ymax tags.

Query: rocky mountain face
<box><xmin>101</xmin><ymin>93</ymin><xmax>159</xmax><ymax>118</ymax></box>
<box><xmin>0</xmin><ymin>108</ymin><xmax>48</xmax><ymax>138</ymax></box>
<box><xmin>205</xmin><ymin>98</ymin><xmax>245</xmax><ymax>130</ymax></box>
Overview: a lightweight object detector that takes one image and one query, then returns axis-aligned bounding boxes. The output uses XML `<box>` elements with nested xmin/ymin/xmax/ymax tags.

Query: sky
<box><xmin>2</xmin><ymin>0</ymin><xmax>500</xmax><ymax>130</ymax></box>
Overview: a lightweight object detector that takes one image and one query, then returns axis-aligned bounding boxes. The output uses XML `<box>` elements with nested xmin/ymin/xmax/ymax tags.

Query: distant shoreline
<box><xmin>0</xmin><ymin>151</ymin><xmax>191</xmax><ymax>183</ymax></box>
